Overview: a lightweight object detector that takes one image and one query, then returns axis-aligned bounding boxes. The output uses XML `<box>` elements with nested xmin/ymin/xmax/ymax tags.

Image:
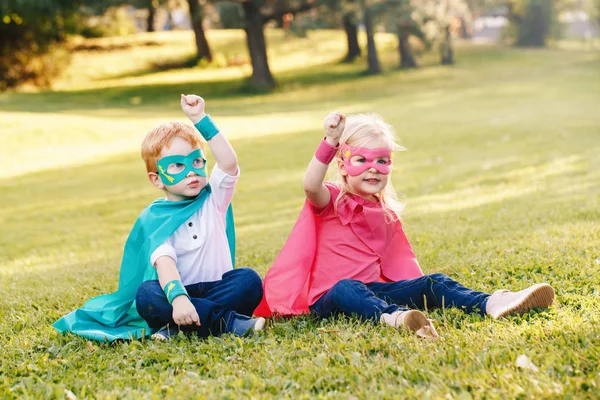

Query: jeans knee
<box><xmin>135</xmin><ymin>280</ymin><xmax>162</xmax><ymax>313</ymax></box>
<box><xmin>234</xmin><ymin>268</ymin><xmax>263</xmax><ymax>300</ymax></box>
<box><xmin>429</xmin><ymin>273</ymin><xmax>450</xmax><ymax>282</ymax></box>
<box><xmin>329</xmin><ymin>279</ymin><xmax>360</xmax><ymax>299</ymax></box>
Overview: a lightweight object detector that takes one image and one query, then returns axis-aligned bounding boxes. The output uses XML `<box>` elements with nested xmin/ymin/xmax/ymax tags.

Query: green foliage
<box><xmin>0</xmin><ymin>0</ymin><xmax>81</xmax><ymax>89</ymax></box>
<box><xmin>215</xmin><ymin>1</ymin><xmax>245</xmax><ymax>29</ymax></box>
<box><xmin>79</xmin><ymin>6</ymin><xmax>139</xmax><ymax>38</ymax></box>
<box><xmin>512</xmin><ymin>0</ymin><xmax>555</xmax><ymax>46</ymax></box>
<box><xmin>0</xmin><ymin>31</ymin><xmax>599</xmax><ymax>397</ymax></box>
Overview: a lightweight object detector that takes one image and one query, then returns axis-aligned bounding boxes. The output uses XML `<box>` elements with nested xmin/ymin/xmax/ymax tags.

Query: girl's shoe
<box><xmin>380</xmin><ymin>310</ymin><xmax>439</xmax><ymax>339</ymax></box>
<box><xmin>486</xmin><ymin>283</ymin><xmax>555</xmax><ymax>319</ymax></box>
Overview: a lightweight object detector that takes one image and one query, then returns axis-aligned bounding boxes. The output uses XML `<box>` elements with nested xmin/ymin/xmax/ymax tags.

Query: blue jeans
<box><xmin>135</xmin><ymin>267</ymin><xmax>263</xmax><ymax>337</ymax></box>
<box><xmin>310</xmin><ymin>273</ymin><xmax>490</xmax><ymax>322</ymax></box>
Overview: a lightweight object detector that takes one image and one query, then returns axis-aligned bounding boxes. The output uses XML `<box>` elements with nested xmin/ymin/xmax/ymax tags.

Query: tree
<box><xmin>507</xmin><ymin>0</ymin><xmax>555</xmax><ymax>47</ymax></box>
<box><xmin>147</xmin><ymin>0</ymin><xmax>159</xmax><ymax>32</ymax></box>
<box><xmin>187</xmin><ymin>0</ymin><xmax>212</xmax><ymax>62</ymax></box>
<box><xmin>234</xmin><ymin>0</ymin><xmax>319</xmax><ymax>89</ymax></box>
<box><xmin>421</xmin><ymin>0</ymin><xmax>470</xmax><ymax>65</ymax></box>
<box><xmin>342</xmin><ymin>1</ymin><xmax>362</xmax><ymax>62</ymax></box>
<box><xmin>362</xmin><ymin>0</ymin><xmax>382</xmax><ymax>74</ymax></box>
<box><xmin>440</xmin><ymin>25</ymin><xmax>454</xmax><ymax>64</ymax></box>
<box><xmin>1</xmin><ymin>0</ymin><xmax>82</xmax><ymax>90</ymax></box>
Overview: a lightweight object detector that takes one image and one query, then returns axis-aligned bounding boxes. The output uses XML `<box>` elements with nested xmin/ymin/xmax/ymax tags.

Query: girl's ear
<box><xmin>148</xmin><ymin>172</ymin><xmax>165</xmax><ymax>190</ymax></box>
<box><xmin>337</xmin><ymin>159</ymin><xmax>348</xmax><ymax>177</ymax></box>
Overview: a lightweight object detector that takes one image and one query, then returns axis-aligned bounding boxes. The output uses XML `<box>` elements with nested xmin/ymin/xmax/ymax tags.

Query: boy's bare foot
<box><xmin>380</xmin><ymin>310</ymin><xmax>439</xmax><ymax>339</ymax></box>
<box><xmin>486</xmin><ymin>283</ymin><xmax>555</xmax><ymax>319</ymax></box>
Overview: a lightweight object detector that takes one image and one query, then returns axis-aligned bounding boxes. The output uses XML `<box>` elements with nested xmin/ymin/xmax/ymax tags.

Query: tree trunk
<box><xmin>398</xmin><ymin>31</ymin><xmax>417</xmax><ymax>69</ymax></box>
<box><xmin>242</xmin><ymin>2</ymin><xmax>276</xmax><ymax>90</ymax></box>
<box><xmin>440</xmin><ymin>26</ymin><xmax>454</xmax><ymax>65</ymax></box>
<box><xmin>364</xmin><ymin>6</ymin><xmax>381</xmax><ymax>74</ymax></box>
<box><xmin>187</xmin><ymin>0</ymin><xmax>212</xmax><ymax>62</ymax></box>
<box><xmin>515</xmin><ymin>0</ymin><xmax>552</xmax><ymax>47</ymax></box>
<box><xmin>147</xmin><ymin>0</ymin><xmax>157</xmax><ymax>32</ymax></box>
<box><xmin>343</xmin><ymin>12</ymin><xmax>361</xmax><ymax>62</ymax></box>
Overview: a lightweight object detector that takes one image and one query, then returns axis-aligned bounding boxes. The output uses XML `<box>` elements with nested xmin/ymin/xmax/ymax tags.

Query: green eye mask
<box><xmin>156</xmin><ymin>149</ymin><xmax>207</xmax><ymax>186</ymax></box>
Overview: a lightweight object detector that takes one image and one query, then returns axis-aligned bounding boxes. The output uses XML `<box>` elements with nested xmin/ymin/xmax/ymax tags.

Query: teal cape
<box><xmin>52</xmin><ymin>185</ymin><xmax>235</xmax><ymax>342</ymax></box>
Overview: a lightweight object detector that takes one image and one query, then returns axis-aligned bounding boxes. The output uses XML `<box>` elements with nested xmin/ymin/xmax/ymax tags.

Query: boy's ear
<box><xmin>147</xmin><ymin>172</ymin><xmax>165</xmax><ymax>189</ymax></box>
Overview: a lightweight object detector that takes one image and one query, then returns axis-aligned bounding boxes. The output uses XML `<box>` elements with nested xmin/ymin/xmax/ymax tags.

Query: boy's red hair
<box><xmin>141</xmin><ymin>122</ymin><xmax>205</xmax><ymax>173</ymax></box>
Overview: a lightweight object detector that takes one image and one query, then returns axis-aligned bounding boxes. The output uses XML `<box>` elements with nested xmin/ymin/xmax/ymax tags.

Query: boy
<box><xmin>53</xmin><ymin>94</ymin><xmax>264</xmax><ymax>341</ymax></box>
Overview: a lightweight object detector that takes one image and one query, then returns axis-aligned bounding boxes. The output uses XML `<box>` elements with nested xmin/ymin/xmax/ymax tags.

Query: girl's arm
<box><xmin>303</xmin><ymin>112</ymin><xmax>345</xmax><ymax>210</ymax></box>
<box><xmin>181</xmin><ymin>94</ymin><xmax>238</xmax><ymax>176</ymax></box>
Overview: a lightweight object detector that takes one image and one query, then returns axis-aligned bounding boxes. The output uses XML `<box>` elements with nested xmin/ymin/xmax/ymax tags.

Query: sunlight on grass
<box><xmin>1</xmin><ymin>30</ymin><xmax>599</xmax><ymax>398</ymax></box>
<box><xmin>410</xmin><ymin>154</ymin><xmax>589</xmax><ymax>214</ymax></box>
<box><xmin>56</xmin><ymin>30</ymin><xmax>396</xmax><ymax>91</ymax></box>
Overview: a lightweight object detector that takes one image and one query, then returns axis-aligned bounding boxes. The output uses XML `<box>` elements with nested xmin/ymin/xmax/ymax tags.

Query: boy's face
<box><xmin>148</xmin><ymin>136</ymin><xmax>208</xmax><ymax>201</ymax></box>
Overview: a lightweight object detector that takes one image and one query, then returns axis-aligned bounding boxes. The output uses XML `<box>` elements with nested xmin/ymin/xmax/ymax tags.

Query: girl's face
<box><xmin>339</xmin><ymin>136</ymin><xmax>392</xmax><ymax>201</ymax></box>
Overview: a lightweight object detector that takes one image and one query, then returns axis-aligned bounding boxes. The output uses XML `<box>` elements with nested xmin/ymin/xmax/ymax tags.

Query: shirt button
<box><xmin>193</xmin><ymin>235</ymin><xmax>198</xmax><ymax>239</ymax></box>
<box><xmin>188</xmin><ymin>222</ymin><xmax>193</xmax><ymax>227</ymax></box>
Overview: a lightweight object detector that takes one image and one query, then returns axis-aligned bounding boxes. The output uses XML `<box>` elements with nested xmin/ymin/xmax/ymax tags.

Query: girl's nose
<box><xmin>187</xmin><ymin>170</ymin><xmax>197</xmax><ymax>177</ymax></box>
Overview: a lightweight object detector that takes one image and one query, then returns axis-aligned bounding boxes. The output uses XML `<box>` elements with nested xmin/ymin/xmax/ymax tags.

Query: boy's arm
<box><xmin>154</xmin><ymin>256</ymin><xmax>200</xmax><ymax>327</ymax></box>
<box><xmin>181</xmin><ymin>94</ymin><xmax>238</xmax><ymax>176</ymax></box>
<box><xmin>303</xmin><ymin>111</ymin><xmax>345</xmax><ymax>211</ymax></box>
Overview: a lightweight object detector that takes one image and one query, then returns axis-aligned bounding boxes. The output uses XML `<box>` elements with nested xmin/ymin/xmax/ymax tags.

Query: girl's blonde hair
<box><xmin>141</xmin><ymin>122</ymin><xmax>206</xmax><ymax>173</ymax></box>
<box><xmin>333</xmin><ymin>113</ymin><xmax>406</xmax><ymax>221</ymax></box>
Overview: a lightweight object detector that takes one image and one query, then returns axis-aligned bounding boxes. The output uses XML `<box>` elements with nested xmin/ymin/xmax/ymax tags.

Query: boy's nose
<box><xmin>187</xmin><ymin>170</ymin><xmax>198</xmax><ymax>177</ymax></box>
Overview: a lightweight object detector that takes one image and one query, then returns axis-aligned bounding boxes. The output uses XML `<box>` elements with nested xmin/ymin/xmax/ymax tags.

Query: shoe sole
<box><xmin>401</xmin><ymin>310</ymin><xmax>430</xmax><ymax>331</ymax></box>
<box><xmin>495</xmin><ymin>283</ymin><xmax>555</xmax><ymax>319</ymax></box>
<box><xmin>151</xmin><ymin>333</ymin><xmax>168</xmax><ymax>341</ymax></box>
<box><xmin>401</xmin><ymin>310</ymin><xmax>439</xmax><ymax>339</ymax></box>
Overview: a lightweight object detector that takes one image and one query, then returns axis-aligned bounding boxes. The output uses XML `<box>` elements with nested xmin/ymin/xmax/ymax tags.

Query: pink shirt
<box><xmin>255</xmin><ymin>181</ymin><xmax>422</xmax><ymax>317</ymax></box>
<box><xmin>308</xmin><ymin>185</ymin><xmax>395</xmax><ymax>305</ymax></box>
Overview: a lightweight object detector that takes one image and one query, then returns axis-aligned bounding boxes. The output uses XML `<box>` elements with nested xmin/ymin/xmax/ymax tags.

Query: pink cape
<box><xmin>255</xmin><ymin>185</ymin><xmax>423</xmax><ymax>317</ymax></box>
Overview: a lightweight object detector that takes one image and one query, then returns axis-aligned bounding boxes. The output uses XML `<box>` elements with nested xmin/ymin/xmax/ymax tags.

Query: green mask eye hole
<box><xmin>156</xmin><ymin>149</ymin><xmax>207</xmax><ymax>185</ymax></box>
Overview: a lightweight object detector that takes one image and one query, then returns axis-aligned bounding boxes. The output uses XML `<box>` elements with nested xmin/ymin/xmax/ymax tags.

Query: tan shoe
<box><xmin>380</xmin><ymin>310</ymin><xmax>439</xmax><ymax>339</ymax></box>
<box><xmin>486</xmin><ymin>283</ymin><xmax>555</xmax><ymax>319</ymax></box>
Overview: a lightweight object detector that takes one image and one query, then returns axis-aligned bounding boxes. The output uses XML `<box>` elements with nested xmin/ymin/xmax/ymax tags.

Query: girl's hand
<box><xmin>323</xmin><ymin>111</ymin><xmax>345</xmax><ymax>145</ymax></box>
<box><xmin>181</xmin><ymin>94</ymin><xmax>207</xmax><ymax>124</ymax></box>
<box><xmin>172</xmin><ymin>296</ymin><xmax>201</xmax><ymax>326</ymax></box>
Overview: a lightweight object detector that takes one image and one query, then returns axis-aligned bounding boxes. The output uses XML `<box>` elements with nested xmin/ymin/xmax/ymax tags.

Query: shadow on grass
<box><xmin>0</xmin><ymin>54</ymin><xmax>447</xmax><ymax>116</ymax></box>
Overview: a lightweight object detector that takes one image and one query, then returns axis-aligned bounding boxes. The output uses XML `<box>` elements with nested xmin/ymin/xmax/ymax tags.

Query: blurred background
<box><xmin>1</xmin><ymin>0</ymin><xmax>599</xmax><ymax>92</ymax></box>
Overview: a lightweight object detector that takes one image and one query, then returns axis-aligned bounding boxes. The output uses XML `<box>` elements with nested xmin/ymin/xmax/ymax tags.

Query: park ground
<box><xmin>0</xmin><ymin>30</ymin><xmax>599</xmax><ymax>398</ymax></box>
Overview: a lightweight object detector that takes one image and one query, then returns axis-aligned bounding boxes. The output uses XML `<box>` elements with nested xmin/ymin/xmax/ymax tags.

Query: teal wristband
<box><xmin>164</xmin><ymin>280</ymin><xmax>190</xmax><ymax>304</ymax></box>
<box><xmin>194</xmin><ymin>114</ymin><xmax>220</xmax><ymax>141</ymax></box>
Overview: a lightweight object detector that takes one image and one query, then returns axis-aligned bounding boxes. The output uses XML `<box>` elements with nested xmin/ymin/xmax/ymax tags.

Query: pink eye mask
<box><xmin>341</xmin><ymin>144</ymin><xmax>393</xmax><ymax>176</ymax></box>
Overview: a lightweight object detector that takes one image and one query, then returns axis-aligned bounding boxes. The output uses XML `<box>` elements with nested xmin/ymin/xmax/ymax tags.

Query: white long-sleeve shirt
<box><xmin>150</xmin><ymin>164</ymin><xmax>239</xmax><ymax>285</ymax></box>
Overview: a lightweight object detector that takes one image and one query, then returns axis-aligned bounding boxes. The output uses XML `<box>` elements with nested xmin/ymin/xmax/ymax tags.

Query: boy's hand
<box><xmin>323</xmin><ymin>111</ymin><xmax>345</xmax><ymax>145</ymax></box>
<box><xmin>172</xmin><ymin>296</ymin><xmax>201</xmax><ymax>327</ymax></box>
<box><xmin>181</xmin><ymin>94</ymin><xmax>207</xmax><ymax>124</ymax></box>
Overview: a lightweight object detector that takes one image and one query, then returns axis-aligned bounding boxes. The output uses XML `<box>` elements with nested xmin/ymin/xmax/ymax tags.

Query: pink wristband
<box><xmin>315</xmin><ymin>137</ymin><xmax>339</xmax><ymax>164</ymax></box>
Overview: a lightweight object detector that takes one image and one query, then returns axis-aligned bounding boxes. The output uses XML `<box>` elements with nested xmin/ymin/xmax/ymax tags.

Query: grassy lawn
<box><xmin>1</xmin><ymin>29</ymin><xmax>599</xmax><ymax>398</ymax></box>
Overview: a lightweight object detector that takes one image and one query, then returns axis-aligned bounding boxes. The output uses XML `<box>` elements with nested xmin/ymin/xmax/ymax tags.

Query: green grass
<box><xmin>1</xmin><ymin>29</ymin><xmax>600</xmax><ymax>398</ymax></box>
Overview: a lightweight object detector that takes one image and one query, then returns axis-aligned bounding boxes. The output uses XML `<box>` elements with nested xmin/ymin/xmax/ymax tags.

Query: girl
<box><xmin>255</xmin><ymin>112</ymin><xmax>555</xmax><ymax>338</ymax></box>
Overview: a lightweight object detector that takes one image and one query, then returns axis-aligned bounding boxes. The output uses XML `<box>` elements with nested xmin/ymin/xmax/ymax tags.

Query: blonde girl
<box><xmin>255</xmin><ymin>112</ymin><xmax>554</xmax><ymax>338</ymax></box>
